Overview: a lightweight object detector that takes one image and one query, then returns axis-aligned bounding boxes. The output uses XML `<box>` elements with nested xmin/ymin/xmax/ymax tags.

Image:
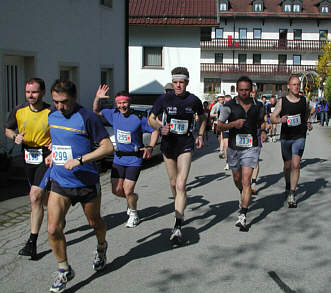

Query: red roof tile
<box><xmin>129</xmin><ymin>0</ymin><xmax>218</xmax><ymax>26</ymax></box>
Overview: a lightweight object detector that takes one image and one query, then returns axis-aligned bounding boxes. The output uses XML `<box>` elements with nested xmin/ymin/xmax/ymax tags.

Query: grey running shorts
<box><xmin>227</xmin><ymin>147</ymin><xmax>260</xmax><ymax>171</ymax></box>
<box><xmin>280</xmin><ymin>138</ymin><xmax>306</xmax><ymax>161</ymax></box>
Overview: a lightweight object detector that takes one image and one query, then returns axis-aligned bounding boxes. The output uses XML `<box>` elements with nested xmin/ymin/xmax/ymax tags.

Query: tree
<box><xmin>316</xmin><ymin>37</ymin><xmax>331</xmax><ymax>90</ymax></box>
<box><xmin>324</xmin><ymin>76</ymin><xmax>331</xmax><ymax>104</ymax></box>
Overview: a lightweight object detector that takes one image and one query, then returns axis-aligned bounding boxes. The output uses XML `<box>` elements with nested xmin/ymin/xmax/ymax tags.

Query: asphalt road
<box><xmin>0</xmin><ymin>125</ymin><xmax>330</xmax><ymax>293</ymax></box>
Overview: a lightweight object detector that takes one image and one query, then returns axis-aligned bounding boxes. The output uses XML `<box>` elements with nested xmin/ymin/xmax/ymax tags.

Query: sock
<box><xmin>174</xmin><ymin>217</ymin><xmax>183</xmax><ymax>229</ymax></box>
<box><xmin>290</xmin><ymin>189</ymin><xmax>296</xmax><ymax>196</ymax></box>
<box><xmin>286</xmin><ymin>182</ymin><xmax>290</xmax><ymax>191</ymax></box>
<box><xmin>29</xmin><ymin>233</ymin><xmax>38</xmax><ymax>245</ymax></box>
<box><xmin>58</xmin><ymin>261</ymin><xmax>69</xmax><ymax>271</ymax></box>
<box><xmin>97</xmin><ymin>242</ymin><xmax>107</xmax><ymax>251</ymax></box>
<box><xmin>252</xmin><ymin>179</ymin><xmax>257</xmax><ymax>184</ymax></box>
<box><xmin>130</xmin><ymin>210</ymin><xmax>138</xmax><ymax>217</ymax></box>
<box><xmin>240</xmin><ymin>208</ymin><xmax>248</xmax><ymax>216</ymax></box>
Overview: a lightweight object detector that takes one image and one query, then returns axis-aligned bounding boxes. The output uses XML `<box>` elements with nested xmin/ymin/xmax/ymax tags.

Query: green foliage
<box><xmin>324</xmin><ymin>76</ymin><xmax>331</xmax><ymax>104</ymax></box>
<box><xmin>316</xmin><ymin>38</ymin><xmax>331</xmax><ymax>87</ymax></box>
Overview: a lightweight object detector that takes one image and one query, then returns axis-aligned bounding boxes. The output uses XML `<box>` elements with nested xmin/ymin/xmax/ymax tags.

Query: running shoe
<box><xmin>93</xmin><ymin>240</ymin><xmax>108</xmax><ymax>271</ymax></box>
<box><xmin>18</xmin><ymin>239</ymin><xmax>37</xmax><ymax>260</ymax></box>
<box><xmin>224</xmin><ymin>163</ymin><xmax>229</xmax><ymax>170</ymax></box>
<box><xmin>126</xmin><ymin>212</ymin><xmax>140</xmax><ymax>228</ymax></box>
<box><xmin>170</xmin><ymin>227</ymin><xmax>184</xmax><ymax>247</ymax></box>
<box><xmin>287</xmin><ymin>192</ymin><xmax>297</xmax><ymax>208</ymax></box>
<box><xmin>218</xmin><ymin>150</ymin><xmax>224</xmax><ymax>159</ymax></box>
<box><xmin>235</xmin><ymin>214</ymin><xmax>248</xmax><ymax>231</ymax></box>
<box><xmin>50</xmin><ymin>266</ymin><xmax>75</xmax><ymax>292</ymax></box>
<box><xmin>127</xmin><ymin>193</ymin><xmax>139</xmax><ymax>215</ymax></box>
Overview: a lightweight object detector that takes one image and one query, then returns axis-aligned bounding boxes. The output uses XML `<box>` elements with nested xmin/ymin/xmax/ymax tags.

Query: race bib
<box><xmin>117</xmin><ymin>130</ymin><xmax>131</xmax><ymax>144</ymax></box>
<box><xmin>170</xmin><ymin>119</ymin><xmax>189</xmax><ymax>134</ymax></box>
<box><xmin>271</xmin><ymin>107</ymin><xmax>275</xmax><ymax>113</ymax></box>
<box><xmin>52</xmin><ymin>145</ymin><xmax>73</xmax><ymax>165</ymax></box>
<box><xmin>25</xmin><ymin>148</ymin><xmax>43</xmax><ymax>164</ymax></box>
<box><xmin>236</xmin><ymin>134</ymin><xmax>253</xmax><ymax>148</ymax></box>
<box><xmin>287</xmin><ymin>114</ymin><xmax>301</xmax><ymax>127</ymax></box>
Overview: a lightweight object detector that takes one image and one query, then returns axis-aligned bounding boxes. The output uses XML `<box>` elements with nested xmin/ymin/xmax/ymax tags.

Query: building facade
<box><xmin>0</xmin><ymin>0</ymin><xmax>127</xmax><ymax>147</ymax></box>
<box><xmin>129</xmin><ymin>0</ymin><xmax>217</xmax><ymax>104</ymax></box>
<box><xmin>201</xmin><ymin>0</ymin><xmax>331</xmax><ymax>98</ymax></box>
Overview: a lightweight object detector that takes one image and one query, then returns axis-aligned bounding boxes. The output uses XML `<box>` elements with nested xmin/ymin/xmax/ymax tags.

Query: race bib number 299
<box><xmin>52</xmin><ymin>145</ymin><xmax>73</xmax><ymax>165</ymax></box>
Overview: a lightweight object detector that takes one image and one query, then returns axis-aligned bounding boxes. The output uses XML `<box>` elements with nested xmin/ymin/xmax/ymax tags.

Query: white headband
<box><xmin>172</xmin><ymin>74</ymin><xmax>189</xmax><ymax>81</ymax></box>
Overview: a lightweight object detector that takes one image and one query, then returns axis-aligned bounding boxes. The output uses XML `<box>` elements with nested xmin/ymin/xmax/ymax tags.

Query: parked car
<box><xmin>96</xmin><ymin>104</ymin><xmax>162</xmax><ymax>172</ymax></box>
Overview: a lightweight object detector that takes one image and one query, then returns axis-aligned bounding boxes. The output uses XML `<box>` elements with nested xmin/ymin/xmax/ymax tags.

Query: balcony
<box><xmin>201</xmin><ymin>63</ymin><xmax>317</xmax><ymax>75</ymax></box>
<box><xmin>201</xmin><ymin>39</ymin><xmax>325</xmax><ymax>52</ymax></box>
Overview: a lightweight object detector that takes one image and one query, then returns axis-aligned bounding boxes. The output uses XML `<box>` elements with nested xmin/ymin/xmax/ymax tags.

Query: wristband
<box><xmin>146</xmin><ymin>146</ymin><xmax>153</xmax><ymax>149</ymax></box>
<box><xmin>76</xmin><ymin>156</ymin><xmax>83</xmax><ymax>165</ymax></box>
<box><xmin>13</xmin><ymin>134</ymin><xmax>17</xmax><ymax>141</ymax></box>
<box><xmin>198</xmin><ymin>134</ymin><xmax>203</xmax><ymax>137</ymax></box>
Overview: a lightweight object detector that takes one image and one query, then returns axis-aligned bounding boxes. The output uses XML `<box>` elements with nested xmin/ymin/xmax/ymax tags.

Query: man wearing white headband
<box><xmin>93</xmin><ymin>86</ymin><xmax>159</xmax><ymax>228</ymax></box>
<box><xmin>148</xmin><ymin>67</ymin><xmax>207</xmax><ymax>247</ymax></box>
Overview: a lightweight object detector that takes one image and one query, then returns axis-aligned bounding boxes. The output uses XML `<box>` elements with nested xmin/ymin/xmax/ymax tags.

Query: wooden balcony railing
<box><xmin>201</xmin><ymin>39</ymin><xmax>326</xmax><ymax>52</ymax></box>
<box><xmin>201</xmin><ymin>63</ymin><xmax>317</xmax><ymax>75</ymax></box>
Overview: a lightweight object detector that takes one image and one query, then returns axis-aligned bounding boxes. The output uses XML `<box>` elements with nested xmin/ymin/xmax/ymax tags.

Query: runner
<box><xmin>5</xmin><ymin>78</ymin><xmax>51</xmax><ymax>260</ymax></box>
<box><xmin>93</xmin><ymin>86</ymin><xmax>159</xmax><ymax>228</ymax></box>
<box><xmin>210</xmin><ymin>95</ymin><xmax>225</xmax><ymax>156</ymax></box>
<box><xmin>219</xmin><ymin>95</ymin><xmax>232</xmax><ymax>170</ymax></box>
<box><xmin>202</xmin><ymin>101</ymin><xmax>211</xmax><ymax>144</ymax></box>
<box><xmin>46</xmin><ymin>80</ymin><xmax>113</xmax><ymax>292</ymax></box>
<box><xmin>148</xmin><ymin>67</ymin><xmax>206</xmax><ymax>246</ymax></box>
<box><xmin>271</xmin><ymin>75</ymin><xmax>312</xmax><ymax>208</ymax></box>
<box><xmin>218</xmin><ymin>76</ymin><xmax>266</xmax><ymax>231</ymax></box>
<box><xmin>266</xmin><ymin>96</ymin><xmax>278</xmax><ymax>142</ymax></box>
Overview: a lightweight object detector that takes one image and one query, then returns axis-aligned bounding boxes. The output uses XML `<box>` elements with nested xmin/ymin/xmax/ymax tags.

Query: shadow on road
<box><xmin>186</xmin><ymin>172</ymin><xmax>231</xmax><ymax>191</ymax></box>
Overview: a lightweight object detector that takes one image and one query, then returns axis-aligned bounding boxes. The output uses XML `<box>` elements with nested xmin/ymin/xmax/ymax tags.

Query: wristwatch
<box><xmin>76</xmin><ymin>156</ymin><xmax>83</xmax><ymax>165</ymax></box>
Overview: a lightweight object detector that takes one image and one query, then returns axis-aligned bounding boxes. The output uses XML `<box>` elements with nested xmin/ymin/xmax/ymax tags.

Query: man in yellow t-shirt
<box><xmin>5</xmin><ymin>78</ymin><xmax>51</xmax><ymax>260</ymax></box>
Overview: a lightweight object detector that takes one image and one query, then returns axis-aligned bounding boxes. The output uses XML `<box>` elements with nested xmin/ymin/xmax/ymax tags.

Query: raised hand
<box><xmin>96</xmin><ymin>84</ymin><xmax>110</xmax><ymax>98</ymax></box>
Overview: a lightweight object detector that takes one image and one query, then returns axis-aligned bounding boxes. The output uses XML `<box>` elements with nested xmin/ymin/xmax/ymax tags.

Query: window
<box><xmin>276</xmin><ymin>84</ymin><xmax>284</xmax><ymax>91</ymax></box>
<box><xmin>238</xmin><ymin>54</ymin><xmax>247</xmax><ymax>64</ymax></box>
<box><xmin>201</xmin><ymin>27</ymin><xmax>212</xmax><ymax>41</ymax></box>
<box><xmin>143</xmin><ymin>47</ymin><xmax>162</xmax><ymax>67</ymax></box>
<box><xmin>253</xmin><ymin>28</ymin><xmax>262</xmax><ymax>39</ymax></box>
<box><xmin>321</xmin><ymin>5</ymin><xmax>329</xmax><ymax>13</ymax></box>
<box><xmin>253</xmin><ymin>54</ymin><xmax>261</xmax><ymax>65</ymax></box>
<box><xmin>204</xmin><ymin>78</ymin><xmax>221</xmax><ymax>93</ymax></box>
<box><xmin>293</xmin><ymin>29</ymin><xmax>302</xmax><ymax>40</ymax></box>
<box><xmin>254</xmin><ymin>3</ymin><xmax>263</xmax><ymax>12</ymax></box>
<box><xmin>59</xmin><ymin>65</ymin><xmax>79</xmax><ymax>99</ymax></box>
<box><xmin>320</xmin><ymin>30</ymin><xmax>328</xmax><ymax>41</ymax></box>
<box><xmin>215</xmin><ymin>28</ymin><xmax>223</xmax><ymax>39</ymax></box>
<box><xmin>100</xmin><ymin>0</ymin><xmax>112</xmax><ymax>8</ymax></box>
<box><xmin>278</xmin><ymin>54</ymin><xmax>287</xmax><ymax>65</ymax></box>
<box><xmin>101</xmin><ymin>68</ymin><xmax>113</xmax><ymax>95</ymax></box>
<box><xmin>215</xmin><ymin>53</ymin><xmax>223</xmax><ymax>64</ymax></box>
<box><xmin>279</xmin><ymin>29</ymin><xmax>287</xmax><ymax>40</ymax></box>
<box><xmin>293</xmin><ymin>55</ymin><xmax>301</xmax><ymax>65</ymax></box>
<box><xmin>284</xmin><ymin>4</ymin><xmax>291</xmax><ymax>12</ymax></box>
<box><xmin>231</xmin><ymin>85</ymin><xmax>235</xmax><ymax>94</ymax></box>
<box><xmin>293</xmin><ymin>4</ymin><xmax>301</xmax><ymax>12</ymax></box>
<box><xmin>239</xmin><ymin>28</ymin><xmax>247</xmax><ymax>39</ymax></box>
<box><xmin>220</xmin><ymin>2</ymin><xmax>227</xmax><ymax>11</ymax></box>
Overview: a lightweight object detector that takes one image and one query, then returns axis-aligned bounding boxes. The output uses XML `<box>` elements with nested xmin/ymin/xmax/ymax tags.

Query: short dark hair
<box><xmin>288</xmin><ymin>74</ymin><xmax>300</xmax><ymax>84</ymax></box>
<box><xmin>26</xmin><ymin>78</ymin><xmax>45</xmax><ymax>92</ymax></box>
<box><xmin>236</xmin><ymin>76</ymin><xmax>253</xmax><ymax>89</ymax></box>
<box><xmin>51</xmin><ymin>79</ymin><xmax>77</xmax><ymax>99</ymax></box>
<box><xmin>171</xmin><ymin>67</ymin><xmax>189</xmax><ymax>78</ymax></box>
<box><xmin>115</xmin><ymin>90</ymin><xmax>130</xmax><ymax>98</ymax></box>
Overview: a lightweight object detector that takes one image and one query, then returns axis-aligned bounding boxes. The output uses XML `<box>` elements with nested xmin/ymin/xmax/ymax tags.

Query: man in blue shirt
<box><xmin>93</xmin><ymin>85</ymin><xmax>159</xmax><ymax>228</ymax></box>
<box><xmin>46</xmin><ymin>80</ymin><xmax>113</xmax><ymax>292</ymax></box>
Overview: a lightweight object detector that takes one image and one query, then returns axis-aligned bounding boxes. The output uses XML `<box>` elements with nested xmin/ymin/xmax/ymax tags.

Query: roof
<box><xmin>218</xmin><ymin>0</ymin><xmax>331</xmax><ymax>19</ymax></box>
<box><xmin>129</xmin><ymin>0</ymin><xmax>218</xmax><ymax>26</ymax></box>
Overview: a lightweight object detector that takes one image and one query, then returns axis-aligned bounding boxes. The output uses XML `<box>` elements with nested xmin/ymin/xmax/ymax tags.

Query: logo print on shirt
<box><xmin>167</xmin><ymin>107</ymin><xmax>177</xmax><ymax>115</ymax></box>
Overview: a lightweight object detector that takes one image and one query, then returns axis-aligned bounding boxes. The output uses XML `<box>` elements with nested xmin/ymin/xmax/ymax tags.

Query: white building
<box><xmin>201</xmin><ymin>0</ymin><xmax>331</xmax><ymax>98</ymax></box>
<box><xmin>129</xmin><ymin>0</ymin><xmax>217</xmax><ymax>104</ymax></box>
<box><xmin>0</xmin><ymin>0</ymin><xmax>127</xmax><ymax>146</ymax></box>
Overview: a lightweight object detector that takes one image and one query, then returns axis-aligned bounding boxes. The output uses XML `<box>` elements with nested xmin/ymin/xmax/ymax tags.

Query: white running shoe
<box><xmin>218</xmin><ymin>150</ymin><xmax>225</xmax><ymax>159</ymax></box>
<box><xmin>287</xmin><ymin>193</ymin><xmax>297</xmax><ymax>208</ymax></box>
<box><xmin>235</xmin><ymin>214</ymin><xmax>247</xmax><ymax>231</ymax></box>
<box><xmin>126</xmin><ymin>212</ymin><xmax>140</xmax><ymax>228</ymax></box>
<box><xmin>50</xmin><ymin>266</ymin><xmax>75</xmax><ymax>292</ymax></box>
<box><xmin>93</xmin><ymin>240</ymin><xmax>108</xmax><ymax>271</ymax></box>
<box><xmin>224</xmin><ymin>163</ymin><xmax>229</xmax><ymax>170</ymax></box>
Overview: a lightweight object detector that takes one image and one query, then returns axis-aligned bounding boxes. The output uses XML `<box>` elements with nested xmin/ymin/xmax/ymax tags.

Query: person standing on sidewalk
<box><xmin>210</xmin><ymin>95</ymin><xmax>225</xmax><ymax>157</ymax></box>
<box><xmin>319</xmin><ymin>98</ymin><xmax>329</xmax><ymax>126</ymax></box>
<box><xmin>46</xmin><ymin>80</ymin><xmax>113</xmax><ymax>292</ymax></box>
<box><xmin>148</xmin><ymin>67</ymin><xmax>206</xmax><ymax>246</ymax></box>
<box><xmin>5</xmin><ymin>78</ymin><xmax>51</xmax><ymax>260</ymax></box>
<box><xmin>271</xmin><ymin>75</ymin><xmax>313</xmax><ymax>208</ymax></box>
<box><xmin>218</xmin><ymin>76</ymin><xmax>267</xmax><ymax>231</ymax></box>
<box><xmin>93</xmin><ymin>86</ymin><xmax>159</xmax><ymax>228</ymax></box>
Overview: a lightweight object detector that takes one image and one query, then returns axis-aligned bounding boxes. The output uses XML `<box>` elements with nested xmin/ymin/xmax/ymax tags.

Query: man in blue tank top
<box><xmin>93</xmin><ymin>86</ymin><xmax>159</xmax><ymax>228</ymax></box>
<box><xmin>271</xmin><ymin>75</ymin><xmax>313</xmax><ymax>208</ymax></box>
<box><xmin>148</xmin><ymin>67</ymin><xmax>207</xmax><ymax>246</ymax></box>
<box><xmin>218</xmin><ymin>76</ymin><xmax>267</xmax><ymax>231</ymax></box>
<box><xmin>46</xmin><ymin>80</ymin><xmax>113</xmax><ymax>292</ymax></box>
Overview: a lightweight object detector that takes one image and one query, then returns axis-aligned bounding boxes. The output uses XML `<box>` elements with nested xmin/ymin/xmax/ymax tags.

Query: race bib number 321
<box><xmin>52</xmin><ymin>145</ymin><xmax>73</xmax><ymax>165</ymax></box>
